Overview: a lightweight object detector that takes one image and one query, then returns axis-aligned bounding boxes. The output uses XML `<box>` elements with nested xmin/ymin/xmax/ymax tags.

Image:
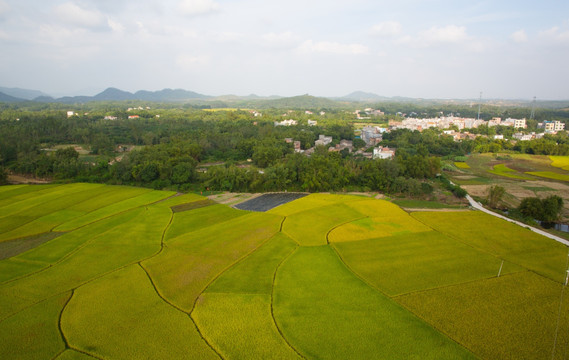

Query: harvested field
<box><xmin>234</xmin><ymin>193</ymin><xmax>308</xmax><ymax>212</ymax></box>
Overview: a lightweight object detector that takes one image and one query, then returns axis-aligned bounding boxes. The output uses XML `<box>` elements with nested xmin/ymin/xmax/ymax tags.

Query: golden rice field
<box><xmin>0</xmin><ymin>184</ymin><xmax>568</xmax><ymax>359</ymax></box>
<box><xmin>455</xmin><ymin>161</ymin><xmax>470</xmax><ymax>169</ymax></box>
<box><xmin>550</xmin><ymin>156</ymin><xmax>569</xmax><ymax>171</ymax></box>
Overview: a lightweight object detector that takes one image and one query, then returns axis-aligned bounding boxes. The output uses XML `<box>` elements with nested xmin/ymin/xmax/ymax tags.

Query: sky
<box><xmin>0</xmin><ymin>0</ymin><xmax>568</xmax><ymax>99</ymax></box>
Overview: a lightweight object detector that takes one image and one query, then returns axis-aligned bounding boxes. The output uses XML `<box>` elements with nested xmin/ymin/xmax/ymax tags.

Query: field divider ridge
<box><xmin>137</xmin><ymin>262</ymin><xmax>223</xmax><ymax>359</ymax></box>
<box><xmin>56</xmin><ymin>289</ymin><xmax>106</xmax><ymax>360</ymax></box>
<box><xmin>325</xmin><ymin>215</ymin><xmax>369</xmax><ymax>244</ymax></box>
<box><xmin>270</xmin><ymin>245</ymin><xmax>307</xmax><ymax>359</ymax></box>
<box><xmin>183</xmin><ymin>219</ymin><xmax>286</xmax><ymax>358</ymax></box>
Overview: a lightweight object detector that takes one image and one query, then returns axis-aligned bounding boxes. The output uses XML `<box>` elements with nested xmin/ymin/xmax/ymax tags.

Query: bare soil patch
<box><xmin>7</xmin><ymin>174</ymin><xmax>51</xmax><ymax>184</ymax></box>
<box><xmin>171</xmin><ymin>199</ymin><xmax>215</xmax><ymax>213</ymax></box>
<box><xmin>0</xmin><ymin>232</ymin><xmax>64</xmax><ymax>260</ymax></box>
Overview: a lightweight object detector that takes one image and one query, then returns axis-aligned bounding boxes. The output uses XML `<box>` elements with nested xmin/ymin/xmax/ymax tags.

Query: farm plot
<box><xmin>0</xmin><ymin>292</ymin><xmax>70</xmax><ymax>360</ymax></box>
<box><xmin>62</xmin><ymin>265</ymin><xmax>217</xmax><ymax>359</ymax></box>
<box><xmin>142</xmin><ymin>211</ymin><xmax>283</xmax><ymax>312</ymax></box>
<box><xmin>273</xmin><ymin>246</ymin><xmax>476</xmax><ymax>359</ymax></box>
<box><xmin>488</xmin><ymin>164</ymin><xmax>533</xmax><ymax>180</ymax></box>
<box><xmin>525</xmin><ymin>171</ymin><xmax>569</xmax><ymax>182</ymax></box>
<box><xmin>412</xmin><ymin>211</ymin><xmax>569</xmax><ymax>283</ymax></box>
<box><xmin>333</xmin><ymin>231</ymin><xmax>523</xmax><ymax>296</ymax></box>
<box><xmin>54</xmin><ymin>189</ymin><xmax>174</xmax><ymax>232</ymax></box>
<box><xmin>396</xmin><ymin>271</ymin><xmax>569</xmax><ymax>360</ymax></box>
<box><xmin>193</xmin><ymin>233</ymin><xmax>299</xmax><ymax>358</ymax></box>
<box><xmin>193</xmin><ymin>293</ymin><xmax>300</xmax><ymax>359</ymax></box>
<box><xmin>0</xmin><ymin>203</ymin><xmax>173</xmax><ymax>320</ymax></box>
<box><xmin>268</xmin><ymin>193</ymin><xmax>361</xmax><ymax>216</ymax></box>
<box><xmin>550</xmin><ymin>155</ymin><xmax>569</xmax><ymax>171</ymax></box>
<box><xmin>281</xmin><ymin>202</ymin><xmax>365</xmax><ymax>246</ymax></box>
<box><xmin>165</xmin><ymin>203</ymin><xmax>245</xmax><ymax>241</ymax></box>
<box><xmin>234</xmin><ymin>192</ymin><xmax>308</xmax><ymax>212</ymax></box>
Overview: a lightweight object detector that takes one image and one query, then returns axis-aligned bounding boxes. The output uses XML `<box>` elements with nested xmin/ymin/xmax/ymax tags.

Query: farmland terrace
<box><xmin>0</xmin><ymin>184</ymin><xmax>568</xmax><ymax>360</ymax></box>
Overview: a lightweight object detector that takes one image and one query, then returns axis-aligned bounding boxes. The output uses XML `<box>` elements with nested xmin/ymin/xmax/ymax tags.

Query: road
<box><xmin>465</xmin><ymin>195</ymin><xmax>569</xmax><ymax>247</ymax></box>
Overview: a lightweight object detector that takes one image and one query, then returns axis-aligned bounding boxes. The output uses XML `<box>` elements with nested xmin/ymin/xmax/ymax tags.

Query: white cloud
<box><xmin>0</xmin><ymin>0</ymin><xmax>10</xmax><ymax>16</ymax></box>
<box><xmin>511</xmin><ymin>29</ymin><xmax>527</xmax><ymax>43</ymax></box>
<box><xmin>261</xmin><ymin>31</ymin><xmax>299</xmax><ymax>49</ymax></box>
<box><xmin>176</xmin><ymin>54</ymin><xmax>209</xmax><ymax>70</ymax></box>
<box><xmin>298</xmin><ymin>40</ymin><xmax>369</xmax><ymax>55</ymax></box>
<box><xmin>54</xmin><ymin>2</ymin><xmax>107</xmax><ymax>29</ymax></box>
<box><xmin>539</xmin><ymin>26</ymin><xmax>569</xmax><ymax>43</ymax></box>
<box><xmin>370</xmin><ymin>21</ymin><xmax>402</xmax><ymax>37</ymax></box>
<box><xmin>107</xmin><ymin>18</ymin><xmax>125</xmax><ymax>33</ymax></box>
<box><xmin>178</xmin><ymin>0</ymin><xmax>221</xmax><ymax>17</ymax></box>
<box><xmin>419</xmin><ymin>25</ymin><xmax>468</xmax><ymax>44</ymax></box>
<box><xmin>214</xmin><ymin>32</ymin><xmax>244</xmax><ymax>42</ymax></box>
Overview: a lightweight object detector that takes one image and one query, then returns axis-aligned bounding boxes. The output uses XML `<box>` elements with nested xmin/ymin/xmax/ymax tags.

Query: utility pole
<box><xmin>477</xmin><ymin>92</ymin><xmax>482</xmax><ymax>121</ymax></box>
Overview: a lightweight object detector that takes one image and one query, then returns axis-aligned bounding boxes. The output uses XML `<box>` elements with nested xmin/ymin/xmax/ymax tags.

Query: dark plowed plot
<box><xmin>171</xmin><ymin>199</ymin><xmax>215</xmax><ymax>213</ymax></box>
<box><xmin>0</xmin><ymin>232</ymin><xmax>65</xmax><ymax>260</ymax></box>
<box><xmin>234</xmin><ymin>193</ymin><xmax>308</xmax><ymax>212</ymax></box>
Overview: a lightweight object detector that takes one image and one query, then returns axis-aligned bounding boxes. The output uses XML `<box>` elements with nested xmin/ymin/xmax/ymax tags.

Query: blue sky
<box><xmin>0</xmin><ymin>0</ymin><xmax>568</xmax><ymax>99</ymax></box>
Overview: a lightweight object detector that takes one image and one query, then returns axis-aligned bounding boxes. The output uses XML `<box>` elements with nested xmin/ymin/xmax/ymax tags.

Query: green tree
<box><xmin>487</xmin><ymin>185</ymin><xmax>505</xmax><ymax>208</ymax></box>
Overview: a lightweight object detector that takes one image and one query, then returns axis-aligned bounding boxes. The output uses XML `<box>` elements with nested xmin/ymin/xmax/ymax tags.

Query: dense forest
<box><xmin>1</xmin><ymin>101</ymin><xmax>568</xmax><ymax>197</ymax></box>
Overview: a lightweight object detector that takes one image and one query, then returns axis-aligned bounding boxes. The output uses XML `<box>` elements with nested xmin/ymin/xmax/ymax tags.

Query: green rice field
<box><xmin>0</xmin><ymin>184</ymin><xmax>568</xmax><ymax>359</ymax></box>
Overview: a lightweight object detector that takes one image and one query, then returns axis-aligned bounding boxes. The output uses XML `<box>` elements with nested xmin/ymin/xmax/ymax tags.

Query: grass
<box><xmin>487</xmin><ymin>164</ymin><xmax>533</xmax><ymax>180</ymax></box>
<box><xmin>549</xmin><ymin>155</ymin><xmax>569</xmax><ymax>170</ymax></box>
<box><xmin>454</xmin><ymin>162</ymin><xmax>470</xmax><ymax>169</ymax></box>
<box><xmin>273</xmin><ymin>246</ymin><xmax>477</xmax><ymax>359</ymax></box>
<box><xmin>333</xmin><ymin>231</ymin><xmax>523</xmax><ymax>296</ymax></box>
<box><xmin>526</xmin><ymin>171</ymin><xmax>569</xmax><ymax>182</ymax></box>
<box><xmin>62</xmin><ymin>265</ymin><xmax>217</xmax><ymax>359</ymax></box>
<box><xmin>0</xmin><ymin>292</ymin><xmax>70</xmax><ymax>360</ymax></box>
<box><xmin>412</xmin><ymin>211</ymin><xmax>569</xmax><ymax>283</ymax></box>
<box><xmin>392</xmin><ymin>199</ymin><xmax>464</xmax><ymax>209</ymax></box>
<box><xmin>192</xmin><ymin>293</ymin><xmax>300</xmax><ymax>359</ymax></box>
<box><xmin>396</xmin><ymin>271</ymin><xmax>569</xmax><ymax>360</ymax></box>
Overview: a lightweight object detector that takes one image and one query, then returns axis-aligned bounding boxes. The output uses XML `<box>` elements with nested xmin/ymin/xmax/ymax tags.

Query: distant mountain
<box><xmin>255</xmin><ymin>94</ymin><xmax>346</xmax><ymax>109</ymax></box>
<box><xmin>93</xmin><ymin>87</ymin><xmax>135</xmax><ymax>101</ymax></box>
<box><xmin>32</xmin><ymin>87</ymin><xmax>211</xmax><ymax>104</ymax></box>
<box><xmin>135</xmin><ymin>88</ymin><xmax>210</xmax><ymax>101</ymax></box>
<box><xmin>336</xmin><ymin>91</ymin><xmax>388</xmax><ymax>102</ymax></box>
<box><xmin>0</xmin><ymin>87</ymin><xmax>51</xmax><ymax>100</ymax></box>
<box><xmin>0</xmin><ymin>92</ymin><xmax>26</xmax><ymax>102</ymax></box>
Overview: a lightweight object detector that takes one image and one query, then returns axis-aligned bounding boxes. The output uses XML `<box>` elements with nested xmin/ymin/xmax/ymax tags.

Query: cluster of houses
<box><xmin>285</xmin><ymin>134</ymin><xmax>394</xmax><ymax>160</ymax></box>
<box><xmin>274</xmin><ymin>119</ymin><xmax>318</xmax><ymax>126</ymax></box>
<box><xmin>355</xmin><ymin>108</ymin><xmax>385</xmax><ymax>120</ymax></box>
<box><xmin>388</xmin><ymin>116</ymin><xmax>529</xmax><ymax>132</ymax></box>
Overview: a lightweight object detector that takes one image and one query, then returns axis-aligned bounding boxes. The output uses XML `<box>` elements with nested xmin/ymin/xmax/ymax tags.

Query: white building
<box><xmin>315</xmin><ymin>134</ymin><xmax>333</xmax><ymax>146</ymax></box>
<box><xmin>373</xmin><ymin>146</ymin><xmax>395</xmax><ymax>159</ymax></box>
<box><xmin>274</xmin><ymin>119</ymin><xmax>298</xmax><ymax>126</ymax></box>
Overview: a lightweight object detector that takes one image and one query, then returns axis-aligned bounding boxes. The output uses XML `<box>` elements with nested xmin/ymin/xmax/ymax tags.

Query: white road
<box><xmin>465</xmin><ymin>195</ymin><xmax>569</xmax><ymax>247</ymax></box>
